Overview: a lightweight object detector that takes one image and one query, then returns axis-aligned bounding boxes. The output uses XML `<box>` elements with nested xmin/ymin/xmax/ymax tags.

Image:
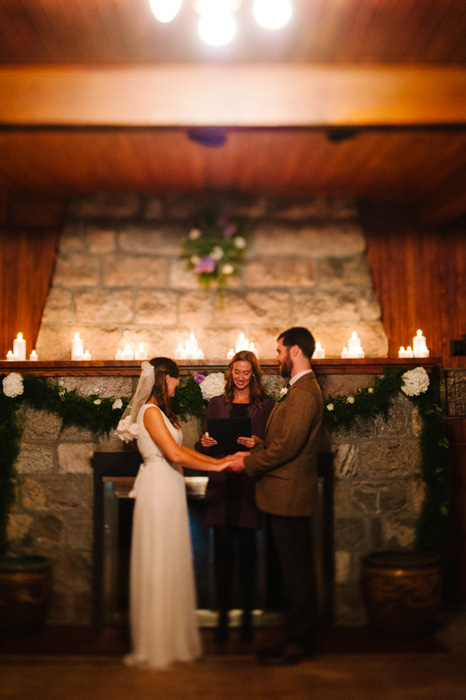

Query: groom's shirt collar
<box><xmin>289</xmin><ymin>368</ymin><xmax>313</xmax><ymax>386</ymax></box>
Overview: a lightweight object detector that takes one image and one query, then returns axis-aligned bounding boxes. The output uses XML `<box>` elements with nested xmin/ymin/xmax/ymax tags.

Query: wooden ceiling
<box><xmin>1</xmin><ymin>0</ymin><xmax>466</xmax><ymax>225</ymax></box>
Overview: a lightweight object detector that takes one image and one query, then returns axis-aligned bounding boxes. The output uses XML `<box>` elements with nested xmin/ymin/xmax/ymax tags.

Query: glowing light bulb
<box><xmin>198</xmin><ymin>10</ymin><xmax>236</xmax><ymax>45</ymax></box>
<box><xmin>149</xmin><ymin>0</ymin><xmax>182</xmax><ymax>23</ymax></box>
<box><xmin>253</xmin><ymin>0</ymin><xmax>292</xmax><ymax>30</ymax></box>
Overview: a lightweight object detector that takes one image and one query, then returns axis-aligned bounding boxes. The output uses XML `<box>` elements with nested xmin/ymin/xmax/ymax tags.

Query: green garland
<box><xmin>0</xmin><ymin>369</ymin><xmax>450</xmax><ymax>560</ymax></box>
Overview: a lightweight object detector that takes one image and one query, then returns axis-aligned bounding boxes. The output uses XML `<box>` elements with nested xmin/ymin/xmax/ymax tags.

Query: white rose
<box><xmin>112</xmin><ymin>398</ymin><xmax>123</xmax><ymax>410</ymax></box>
<box><xmin>200</xmin><ymin>372</ymin><xmax>226</xmax><ymax>401</ymax></box>
<box><xmin>93</xmin><ymin>399</ymin><xmax>102</xmax><ymax>405</ymax></box>
<box><xmin>401</xmin><ymin>367</ymin><xmax>430</xmax><ymax>397</ymax></box>
<box><xmin>326</xmin><ymin>403</ymin><xmax>334</xmax><ymax>411</ymax></box>
<box><xmin>233</xmin><ymin>236</ymin><xmax>246</xmax><ymax>249</ymax></box>
<box><xmin>2</xmin><ymin>373</ymin><xmax>24</xmax><ymax>398</ymax></box>
<box><xmin>211</xmin><ymin>246</ymin><xmax>224</xmax><ymax>261</ymax></box>
<box><xmin>189</xmin><ymin>228</ymin><xmax>201</xmax><ymax>240</ymax></box>
<box><xmin>368</xmin><ymin>387</ymin><xmax>374</xmax><ymax>394</ymax></box>
<box><xmin>221</xmin><ymin>263</ymin><xmax>234</xmax><ymax>275</ymax></box>
<box><xmin>347</xmin><ymin>396</ymin><xmax>355</xmax><ymax>404</ymax></box>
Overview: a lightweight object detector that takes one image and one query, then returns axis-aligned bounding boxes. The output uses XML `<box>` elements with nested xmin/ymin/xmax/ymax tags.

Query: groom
<box><xmin>229</xmin><ymin>327</ymin><xmax>324</xmax><ymax>665</ymax></box>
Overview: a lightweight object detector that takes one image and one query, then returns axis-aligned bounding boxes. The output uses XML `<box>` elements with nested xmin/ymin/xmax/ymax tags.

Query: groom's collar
<box><xmin>289</xmin><ymin>368</ymin><xmax>313</xmax><ymax>386</ymax></box>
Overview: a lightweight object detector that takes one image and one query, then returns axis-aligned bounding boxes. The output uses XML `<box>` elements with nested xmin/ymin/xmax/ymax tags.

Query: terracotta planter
<box><xmin>361</xmin><ymin>550</ymin><xmax>442</xmax><ymax>638</ymax></box>
<box><xmin>0</xmin><ymin>556</ymin><xmax>52</xmax><ymax>636</ymax></box>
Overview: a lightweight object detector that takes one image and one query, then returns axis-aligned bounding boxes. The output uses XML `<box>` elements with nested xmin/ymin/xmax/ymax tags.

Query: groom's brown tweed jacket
<box><xmin>244</xmin><ymin>371</ymin><xmax>323</xmax><ymax>517</ymax></box>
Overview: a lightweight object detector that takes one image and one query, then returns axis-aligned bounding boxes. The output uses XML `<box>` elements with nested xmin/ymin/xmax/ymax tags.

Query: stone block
<box><xmin>43</xmin><ymin>475</ymin><xmax>93</xmax><ymax>511</ymax></box>
<box><xmin>40</xmin><ymin>288</ymin><xmax>73</xmax><ymax>324</ymax></box>
<box><xmin>62</xmin><ymin>516</ymin><xmax>93</xmax><ymax>551</ymax></box>
<box><xmin>21</xmin><ymin>478</ymin><xmax>48</xmax><ymax>510</ymax></box>
<box><xmin>34</xmin><ymin>514</ymin><xmax>64</xmax><ymax>544</ymax></box>
<box><xmin>360</xmin><ymin>439</ymin><xmax>421</xmax><ymax>478</ymax></box>
<box><xmin>59</xmin><ymin>425</ymin><xmax>96</xmax><ymax>443</ymax></box>
<box><xmin>75</xmin><ymin>289</ymin><xmax>134</xmax><ymax>324</ymax></box>
<box><xmin>335</xmin><ymin>550</ymin><xmax>351</xmax><ymax>584</ymax></box>
<box><xmin>53</xmin><ymin>253</ymin><xmax>100</xmax><ymax>287</ymax></box>
<box><xmin>103</xmin><ymin>254</ymin><xmax>166</xmax><ymax>287</ymax></box>
<box><xmin>382</xmin><ymin>520</ymin><xmax>416</xmax><ymax>549</ymax></box>
<box><xmin>332</xmin><ymin>481</ymin><xmax>352</xmax><ymax>517</ymax></box>
<box><xmin>178</xmin><ymin>291</ymin><xmax>214</xmax><ymax>327</ymax></box>
<box><xmin>331</xmin><ymin>444</ymin><xmax>359</xmax><ymax>478</ymax></box>
<box><xmin>334</xmin><ymin>517</ymin><xmax>368</xmax><ymax>551</ymax></box>
<box><xmin>119</xmin><ymin>224</ymin><xmax>185</xmax><ymax>255</ymax></box>
<box><xmin>271</xmin><ymin>197</ymin><xmax>329</xmax><ymax>220</ymax></box>
<box><xmin>70</xmin><ymin>194</ymin><xmax>140</xmax><ymax>218</ymax></box>
<box><xmin>87</xmin><ymin>226</ymin><xmax>116</xmax><ymax>253</ymax></box>
<box><xmin>215</xmin><ymin>291</ymin><xmax>290</xmax><ymax>326</ymax></box>
<box><xmin>254</xmin><ymin>222</ymin><xmax>366</xmax><ymax>257</ymax></box>
<box><xmin>292</xmin><ymin>288</ymin><xmax>381</xmax><ymax>325</ymax></box>
<box><xmin>96</xmin><ymin>431</ymin><xmax>130</xmax><ymax>452</ymax></box>
<box><xmin>16</xmin><ymin>443</ymin><xmax>56</xmax><ymax>474</ymax></box>
<box><xmin>37</xmin><ymin>326</ymin><xmax>122</xmax><ymax>361</ymax></box>
<box><xmin>7</xmin><ymin>513</ymin><xmax>33</xmax><ymax>544</ymax></box>
<box><xmin>317</xmin><ymin>254</ymin><xmax>372</xmax><ymax>287</ymax></box>
<box><xmin>142</xmin><ymin>197</ymin><xmax>164</xmax><ymax>219</ymax></box>
<box><xmin>379</xmin><ymin>482</ymin><xmax>410</xmax><ymax>514</ymax></box>
<box><xmin>58</xmin><ymin>443</ymin><xmax>94</xmax><ymax>474</ymax></box>
<box><xmin>22</xmin><ymin>408</ymin><xmax>62</xmax><ymax>441</ymax></box>
<box><xmin>59</xmin><ymin>222</ymin><xmax>86</xmax><ymax>252</ymax></box>
<box><xmin>180</xmin><ymin>416</ymin><xmax>203</xmax><ymax>449</ymax></box>
<box><xmin>59</xmin><ymin>376</ymin><xmax>132</xmax><ymax>399</ymax></box>
<box><xmin>135</xmin><ymin>290</ymin><xmax>178</xmax><ymax>325</ymax></box>
<box><xmin>319</xmin><ymin>373</ymin><xmax>376</xmax><ymax>399</ymax></box>
<box><xmin>119</xmin><ymin>327</ymin><xmax>189</xmax><ymax>359</ymax></box>
<box><xmin>246</xmin><ymin>258</ymin><xmax>316</xmax><ymax>287</ymax></box>
<box><xmin>373</xmin><ymin>402</ymin><xmax>410</xmax><ymax>437</ymax></box>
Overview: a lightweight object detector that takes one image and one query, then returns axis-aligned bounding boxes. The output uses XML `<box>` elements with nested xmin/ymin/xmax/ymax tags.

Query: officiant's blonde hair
<box><xmin>224</xmin><ymin>350</ymin><xmax>266</xmax><ymax>407</ymax></box>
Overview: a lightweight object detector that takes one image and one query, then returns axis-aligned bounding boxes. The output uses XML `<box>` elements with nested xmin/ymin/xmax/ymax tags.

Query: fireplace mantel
<box><xmin>0</xmin><ymin>357</ymin><xmax>441</xmax><ymax>377</ymax></box>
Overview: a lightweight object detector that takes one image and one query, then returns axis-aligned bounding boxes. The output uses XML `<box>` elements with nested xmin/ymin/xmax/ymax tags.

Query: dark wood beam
<box><xmin>1</xmin><ymin>65</ymin><xmax>465</xmax><ymax>128</ymax></box>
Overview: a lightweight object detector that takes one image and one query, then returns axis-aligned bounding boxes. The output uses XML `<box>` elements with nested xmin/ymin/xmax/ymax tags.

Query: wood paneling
<box><xmin>363</xmin><ymin>212</ymin><xmax>466</xmax><ymax>367</ymax></box>
<box><xmin>0</xmin><ymin>197</ymin><xmax>63</xmax><ymax>359</ymax></box>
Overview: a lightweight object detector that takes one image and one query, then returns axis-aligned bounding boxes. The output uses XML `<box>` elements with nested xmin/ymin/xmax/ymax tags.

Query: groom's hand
<box><xmin>227</xmin><ymin>452</ymin><xmax>248</xmax><ymax>471</ymax></box>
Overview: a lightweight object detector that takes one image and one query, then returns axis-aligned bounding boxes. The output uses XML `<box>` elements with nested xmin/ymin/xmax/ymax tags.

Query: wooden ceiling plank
<box><xmin>0</xmin><ymin>65</ymin><xmax>465</xmax><ymax>128</ymax></box>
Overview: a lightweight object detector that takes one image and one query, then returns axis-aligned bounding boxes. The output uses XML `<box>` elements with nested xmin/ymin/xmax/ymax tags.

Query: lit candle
<box><xmin>197</xmin><ymin>348</ymin><xmax>205</xmax><ymax>360</ymax></box>
<box><xmin>226</xmin><ymin>348</ymin><xmax>235</xmax><ymax>360</ymax></box>
<box><xmin>185</xmin><ymin>333</ymin><xmax>199</xmax><ymax>358</ymax></box>
<box><xmin>405</xmin><ymin>345</ymin><xmax>414</xmax><ymax>358</ymax></box>
<box><xmin>135</xmin><ymin>343</ymin><xmax>148</xmax><ymax>360</ymax></box>
<box><xmin>6</xmin><ymin>350</ymin><xmax>15</xmax><ymax>361</ymax></box>
<box><xmin>175</xmin><ymin>342</ymin><xmax>186</xmax><ymax>360</ymax></box>
<box><xmin>115</xmin><ymin>348</ymin><xmax>123</xmax><ymax>360</ymax></box>
<box><xmin>313</xmin><ymin>341</ymin><xmax>325</xmax><ymax>359</ymax></box>
<box><xmin>398</xmin><ymin>346</ymin><xmax>406</xmax><ymax>358</ymax></box>
<box><xmin>248</xmin><ymin>342</ymin><xmax>258</xmax><ymax>357</ymax></box>
<box><xmin>82</xmin><ymin>349</ymin><xmax>91</xmax><ymax>361</ymax></box>
<box><xmin>71</xmin><ymin>332</ymin><xmax>84</xmax><ymax>360</ymax></box>
<box><xmin>29</xmin><ymin>349</ymin><xmax>38</xmax><ymax>361</ymax></box>
<box><xmin>13</xmin><ymin>333</ymin><xmax>26</xmax><ymax>361</ymax></box>
<box><xmin>412</xmin><ymin>330</ymin><xmax>429</xmax><ymax>358</ymax></box>
<box><xmin>122</xmin><ymin>344</ymin><xmax>134</xmax><ymax>360</ymax></box>
<box><xmin>341</xmin><ymin>347</ymin><xmax>349</xmax><ymax>359</ymax></box>
<box><xmin>235</xmin><ymin>332</ymin><xmax>249</xmax><ymax>352</ymax></box>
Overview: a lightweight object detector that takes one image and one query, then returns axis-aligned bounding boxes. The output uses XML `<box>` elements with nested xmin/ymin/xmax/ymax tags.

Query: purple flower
<box><xmin>195</xmin><ymin>256</ymin><xmax>216</xmax><ymax>273</ymax></box>
<box><xmin>224</xmin><ymin>224</ymin><xmax>237</xmax><ymax>238</ymax></box>
<box><xmin>193</xmin><ymin>373</ymin><xmax>205</xmax><ymax>384</ymax></box>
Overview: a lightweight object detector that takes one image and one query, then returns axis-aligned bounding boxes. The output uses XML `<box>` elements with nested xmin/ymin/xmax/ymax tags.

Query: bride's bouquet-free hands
<box><xmin>226</xmin><ymin>452</ymin><xmax>249</xmax><ymax>472</ymax></box>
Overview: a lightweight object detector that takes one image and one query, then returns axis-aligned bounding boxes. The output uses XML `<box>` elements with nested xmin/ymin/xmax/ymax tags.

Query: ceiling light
<box><xmin>198</xmin><ymin>11</ymin><xmax>237</xmax><ymax>46</ymax></box>
<box><xmin>149</xmin><ymin>0</ymin><xmax>182</xmax><ymax>23</ymax></box>
<box><xmin>252</xmin><ymin>0</ymin><xmax>292</xmax><ymax>30</ymax></box>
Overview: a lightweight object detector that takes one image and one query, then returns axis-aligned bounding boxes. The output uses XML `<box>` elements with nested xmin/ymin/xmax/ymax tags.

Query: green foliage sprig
<box><xmin>173</xmin><ymin>375</ymin><xmax>207</xmax><ymax>421</ymax></box>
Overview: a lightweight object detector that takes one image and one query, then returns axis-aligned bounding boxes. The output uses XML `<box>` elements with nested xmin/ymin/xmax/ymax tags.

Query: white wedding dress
<box><xmin>124</xmin><ymin>404</ymin><xmax>202</xmax><ymax>669</ymax></box>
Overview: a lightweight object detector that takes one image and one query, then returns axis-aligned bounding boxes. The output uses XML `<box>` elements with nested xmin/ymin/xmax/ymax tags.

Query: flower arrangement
<box><xmin>197</xmin><ymin>371</ymin><xmax>226</xmax><ymax>401</ymax></box>
<box><xmin>182</xmin><ymin>206</ymin><xmax>253</xmax><ymax>289</ymax></box>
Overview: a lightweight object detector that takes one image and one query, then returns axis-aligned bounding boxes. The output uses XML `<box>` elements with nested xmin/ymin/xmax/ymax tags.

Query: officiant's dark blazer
<box><xmin>243</xmin><ymin>371</ymin><xmax>323</xmax><ymax>517</ymax></box>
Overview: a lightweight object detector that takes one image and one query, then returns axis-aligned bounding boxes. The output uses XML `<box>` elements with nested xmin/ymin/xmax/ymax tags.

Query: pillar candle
<box><xmin>115</xmin><ymin>349</ymin><xmax>123</xmax><ymax>360</ymax></box>
<box><xmin>184</xmin><ymin>333</ymin><xmax>199</xmax><ymax>358</ymax></box>
<box><xmin>413</xmin><ymin>330</ymin><xmax>429</xmax><ymax>357</ymax></box>
<box><xmin>135</xmin><ymin>343</ymin><xmax>148</xmax><ymax>360</ymax></box>
<box><xmin>71</xmin><ymin>332</ymin><xmax>83</xmax><ymax>360</ymax></box>
<box><xmin>175</xmin><ymin>342</ymin><xmax>186</xmax><ymax>360</ymax></box>
<box><xmin>226</xmin><ymin>348</ymin><xmax>235</xmax><ymax>360</ymax></box>
<box><xmin>235</xmin><ymin>332</ymin><xmax>249</xmax><ymax>352</ymax></box>
<box><xmin>122</xmin><ymin>344</ymin><xmax>134</xmax><ymax>360</ymax></box>
<box><xmin>13</xmin><ymin>333</ymin><xmax>26</xmax><ymax>361</ymax></box>
<box><xmin>313</xmin><ymin>342</ymin><xmax>325</xmax><ymax>359</ymax></box>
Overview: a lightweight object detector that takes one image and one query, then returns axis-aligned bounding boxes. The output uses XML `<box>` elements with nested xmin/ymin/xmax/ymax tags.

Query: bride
<box><xmin>117</xmin><ymin>357</ymin><xmax>230</xmax><ymax>669</ymax></box>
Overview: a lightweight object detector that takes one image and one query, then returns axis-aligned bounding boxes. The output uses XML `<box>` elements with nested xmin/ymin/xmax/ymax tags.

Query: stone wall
<box><xmin>8</xmin><ymin>371</ymin><xmax>423</xmax><ymax>626</ymax></box>
<box><xmin>36</xmin><ymin>193</ymin><xmax>388</xmax><ymax>360</ymax></box>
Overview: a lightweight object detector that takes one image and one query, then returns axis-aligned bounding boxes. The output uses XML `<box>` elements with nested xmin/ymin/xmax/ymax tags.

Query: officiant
<box><xmin>195</xmin><ymin>350</ymin><xmax>274</xmax><ymax>642</ymax></box>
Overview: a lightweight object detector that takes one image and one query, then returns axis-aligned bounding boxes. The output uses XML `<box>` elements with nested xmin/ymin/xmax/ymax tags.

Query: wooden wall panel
<box><xmin>0</xmin><ymin>196</ymin><xmax>63</xmax><ymax>360</ymax></box>
<box><xmin>363</xmin><ymin>214</ymin><xmax>466</xmax><ymax>368</ymax></box>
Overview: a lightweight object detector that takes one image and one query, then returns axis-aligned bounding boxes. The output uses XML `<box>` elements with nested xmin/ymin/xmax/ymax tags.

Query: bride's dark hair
<box><xmin>149</xmin><ymin>357</ymin><xmax>180</xmax><ymax>428</ymax></box>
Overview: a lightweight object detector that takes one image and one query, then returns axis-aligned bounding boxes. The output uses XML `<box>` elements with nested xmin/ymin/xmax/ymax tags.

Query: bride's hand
<box><xmin>215</xmin><ymin>456</ymin><xmax>231</xmax><ymax>471</ymax></box>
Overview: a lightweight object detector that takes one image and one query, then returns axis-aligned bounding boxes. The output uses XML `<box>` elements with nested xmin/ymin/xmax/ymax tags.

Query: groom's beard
<box><xmin>278</xmin><ymin>351</ymin><xmax>293</xmax><ymax>378</ymax></box>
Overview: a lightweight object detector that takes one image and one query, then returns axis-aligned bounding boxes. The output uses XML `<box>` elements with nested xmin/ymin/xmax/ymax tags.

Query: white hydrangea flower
<box><xmin>222</xmin><ymin>263</ymin><xmax>234</xmax><ymax>275</ymax></box>
<box><xmin>233</xmin><ymin>236</ymin><xmax>246</xmax><ymax>249</ymax></box>
<box><xmin>211</xmin><ymin>246</ymin><xmax>224</xmax><ymax>260</ymax></box>
<box><xmin>347</xmin><ymin>396</ymin><xmax>355</xmax><ymax>404</ymax></box>
<box><xmin>401</xmin><ymin>366</ymin><xmax>430</xmax><ymax>397</ymax></box>
<box><xmin>112</xmin><ymin>398</ymin><xmax>123</xmax><ymax>410</ymax></box>
<box><xmin>326</xmin><ymin>403</ymin><xmax>334</xmax><ymax>411</ymax></box>
<box><xmin>368</xmin><ymin>387</ymin><xmax>374</xmax><ymax>394</ymax></box>
<box><xmin>115</xmin><ymin>416</ymin><xmax>139</xmax><ymax>443</ymax></box>
<box><xmin>189</xmin><ymin>228</ymin><xmax>201</xmax><ymax>240</ymax></box>
<box><xmin>2</xmin><ymin>372</ymin><xmax>24</xmax><ymax>398</ymax></box>
<box><xmin>199</xmin><ymin>372</ymin><xmax>226</xmax><ymax>401</ymax></box>
<box><xmin>93</xmin><ymin>399</ymin><xmax>102</xmax><ymax>405</ymax></box>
